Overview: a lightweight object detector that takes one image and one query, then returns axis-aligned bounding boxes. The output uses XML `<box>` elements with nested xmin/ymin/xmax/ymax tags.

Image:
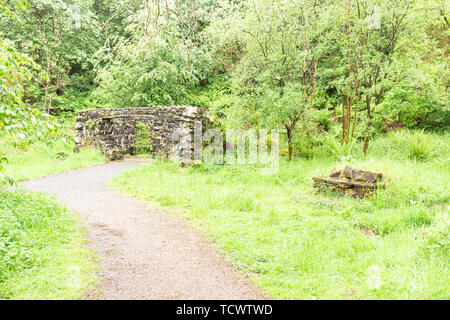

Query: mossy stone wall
<box><xmin>74</xmin><ymin>106</ymin><xmax>209</xmax><ymax>160</ymax></box>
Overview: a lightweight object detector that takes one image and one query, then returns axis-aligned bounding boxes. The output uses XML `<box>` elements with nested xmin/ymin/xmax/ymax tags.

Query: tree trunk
<box><xmin>285</xmin><ymin>124</ymin><xmax>293</xmax><ymax>161</ymax></box>
<box><xmin>342</xmin><ymin>100</ymin><xmax>347</xmax><ymax>143</ymax></box>
<box><xmin>362</xmin><ymin>129</ymin><xmax>370</xmax><ymax>155</ymax></box>
<box><xmin>362</xmin><ymin>95</ymin><xmax>372</xmax><ymax>156</ymax></box>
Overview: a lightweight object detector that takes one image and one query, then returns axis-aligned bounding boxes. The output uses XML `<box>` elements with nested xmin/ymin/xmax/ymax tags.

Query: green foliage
<box><xmin>93</xmin><ymin>1</ymin><xmax>218</xmax><ymax>108</ymax></box>
<box><xmin>0</xmin><ymin>133</ymin><xmax>106</xmax><ymax>182</ymax></box>
<box><xmin>378</xmin><ymin>77</ymin><xmax>449</xmax><ymax>131</ymax></box>
<box><xmin>311</xmin><ymin>108</ymin><xmax>333</xmax><ymax>132</ymax></box>
<box><xmin>94</xmin><ymin>38</ymin><xmax>197</xmax><ymax>107</ymax></box>
<box><xmin>0</xmin><ymin>0</ymin><xmax>446</xmax><ymax>300</ymax></box>
<box><xmin>2</xmin><ymin>0</ymin><xmax>448</xmax><ymax>153</ymax></box>
<box><xmin>206</xmin><ymin>0</ymin><xmax>448</xmax><ymax>157</ymax></box>
<box><xmin>188</xmin><ymin>76</ymin><xmax>233</xmax><ymax>110</ymax></box>
<box><xmin>384</xmin><ymin>0</ymin><xmax>450</xmax><ymax>131</ymax></box>
<box><xmin>310</xmin><ymin>131</ymin><xmax>358</xmax><ymax>160</ymax></box>
<box><xmin>0</xmin><ymin>189</ymin><xmax>98</xmax><ymax>299</ymax></box>
<box><xmin>0</xmin><ymin>152</ymin><xmax>14</xmax><ymax>186</ymax></box>
<box><xmin>86</xmin><ymin>119</ymin><xmax>97</xmax><ymax>130</ymax></box>
<box><xmin>134</xmin><ymin>122</ymin><xmax>153</xmax><ymax>155</ymax></box>
<box><xmin>220</xmin><ymin>0</ymin><xmax>332</xmax><ymax>141</ymax></box>
<box><xmin>0</xmin><ymin>0</ymin><xmax>103</xmax><ymax>110</ymax></box>
<box><xmin>288</xmin><ymin>128</ymin><xmax>449</xmax><ymax>164</ymax></box>
<box><xmin>0</xmin><ymin>38</ymin><xmax>60</xmax><ymax>147</ymax></box>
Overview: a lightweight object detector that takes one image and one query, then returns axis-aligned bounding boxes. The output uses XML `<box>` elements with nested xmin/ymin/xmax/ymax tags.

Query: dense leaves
<box><xmin>0</xmin><ymin>38</ymin><xmax>60</xmax><ymax>147</ymax></box>
<box><xmin>93</xmin><ymin>0</ymin><xmax>218</xmax><ymax>107</ymax></box>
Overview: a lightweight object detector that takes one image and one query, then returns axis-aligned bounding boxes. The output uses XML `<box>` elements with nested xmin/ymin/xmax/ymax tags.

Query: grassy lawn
<box><xmin>109</xmin><ymin>132</ymin><xmax>449</xmax><ymax>299</ymax></box>
<box><xmin>0</xmin><ymin>135</ymin><xmax>106</xmax><ymax>182</ymax></box>
<box><xmin>0</xmin><ymin>127</ymin><xmax>106</xmax><ymax>299</ymax></box>
<box><xmin>0</xmin><ymin>189</ymin><xmax>98</xmax><ymax>299</ymax></box>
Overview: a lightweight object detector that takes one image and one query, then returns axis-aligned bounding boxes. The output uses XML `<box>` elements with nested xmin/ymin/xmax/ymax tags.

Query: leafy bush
<box><xmin>369</xmin><ymin>129</ymin><xmax>447</xmax><ymax>161</ymax></box>
<box><xmin>93</xmin><ymin>1</ymin><xmax>218</xmax><ymax>109</ymax></box>
<box><xmin>311</xmin><ymin>109</ymin><xmax>333</xmax><ymax>132</ymax></box>
<box><xmin>291</xmin><ymin>127</ymin><xmax>360</xmax><ymax>160</ymax></box>
<box><xmin>94</xmin><ymin>38</ymin><xmax>198</xmax><ymax>108</ymax></box>
<box><xmin>0</xmin><ymin>0</ymin><xmax>103</xmax><ymax>109</ymax></box>
<box><xmin>378</xmin><ymin>71</ymin><xmax>449</xmax><ymax>131</ymax></box>
<box><xmin>0</xmin><ymin>38</ymin><xmax>60</xmax><ymax>147</ymax></box>
<box><xmin>134</xmin><ymin>122</ymin><xmax>153</xmax><ymax>155</ymax></box>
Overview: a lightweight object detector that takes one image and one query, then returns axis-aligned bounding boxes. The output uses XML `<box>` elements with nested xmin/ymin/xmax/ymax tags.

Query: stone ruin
<box><xmin>313</xmin><ymin>166</ymin><xmax>383</xmax><ymax>197</ymax></box>
<box><xmin>74</xmin><ymin>106</ymin><xmax>209</xmax><ymax>160</ymax></box>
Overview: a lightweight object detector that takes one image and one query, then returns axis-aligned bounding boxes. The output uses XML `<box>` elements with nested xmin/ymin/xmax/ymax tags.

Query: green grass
<box><xmin>109</xmin><ymin>132</ymin><xmax>449</xmax><ymax>299</ymax></box>
<box><xmin>0</xmin><ymin>189</ymin><xmax>98</xmax><ymax>299</ymax></box>
<box><xmin>0</xmin><ymin>134</ymin><xmax>106</xmax><ymax>182</ymax></box>
<box><xmin>0</xmin><ymin>124</ymin><xmax>106</xmax><ymax>299</ymax></box>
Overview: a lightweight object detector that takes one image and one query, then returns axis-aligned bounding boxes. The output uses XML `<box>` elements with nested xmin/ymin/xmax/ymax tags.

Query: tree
<box><xmin>93</xmin><ymin>0</ymin><xmax>218</xmax><ymax>107</ymax></box>
<box><xmin>328</xmin><ymin>0</ymin><xmax>415</xmax><ymax>152</ymax></box>
<box><xmin>377</xmin><ymin>0</ymin><xmax>449</xmax><ymax>131</ymax></box>
<box><xmin>0</xmin><ymin>1</ymin><xmax>59</xmax><ymax>148</ymax></box>
<box><xmin>0</xmin><ymin>0</ymin><xmax>101</xmax><ymax>111</ymax></box>
<box><xmin>222</xmin><ymin>0</ymin><xmax>333</xmax><ymax>160</ymax></box>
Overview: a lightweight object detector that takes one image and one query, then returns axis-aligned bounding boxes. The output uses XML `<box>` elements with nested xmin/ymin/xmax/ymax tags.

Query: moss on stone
<box><xmin>86</xmin><ymin>119</ymin><xmax>97</xmax><ymax>130</ymax></box>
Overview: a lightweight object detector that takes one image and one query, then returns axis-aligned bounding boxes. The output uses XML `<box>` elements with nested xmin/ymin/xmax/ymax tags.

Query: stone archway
<box><xmin>74</xmin><ymin>106</ymin><xmax>209</xmax><ymax>160</ymax></box>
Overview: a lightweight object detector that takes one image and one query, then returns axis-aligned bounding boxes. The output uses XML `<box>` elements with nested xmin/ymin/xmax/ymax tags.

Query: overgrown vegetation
<box><xmin>134</xmin><ymin>121</ymin><xmax>153</xmax><ymax>155</ymax></box>
<box><xmin>1</xmin><ymin>0</ymin><xmax>448</xmax><ymax>152</ymax></box>
<box><xmin>0</xmin><ymin>134</ymin><xmax>106</xmax><ymax>181</ymax></box>
<box><xmin>0</xmin><ymin>130</ymin><xmax>104</xmax><ymax>299</ymax></box>
<box><xmin>0</xmin><ymin>189</ymin><xmax>98</xmax><ymax>299</ymax></box>
<box><xmin>110</xmin><ymin>133</ymin><xmax>449</xmax><ymax>299</ymax></box>
<box><xmin>0</xmin><ymin>1</ymin><xmax>105</xmax><ymax>299</ymax></box>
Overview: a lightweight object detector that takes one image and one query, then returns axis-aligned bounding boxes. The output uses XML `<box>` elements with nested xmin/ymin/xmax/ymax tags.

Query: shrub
<box><xmin>134</xmin><ymin>122</ymin><xmax>153</xmax><ymax>155</ymax></box>
<box><xmin>311</xmin><ymin>131</ymin><xmax>359</xmax><ymax>160</ymax></box>
<box><xmin>379</xmin><ymin>79</ymin><xmax>449</xmax><ymax>131</ymax></box>
<box><xmin>369</xmin><ymin>129</ymin><xmax>447</xmax><ymax>161</ymax></box>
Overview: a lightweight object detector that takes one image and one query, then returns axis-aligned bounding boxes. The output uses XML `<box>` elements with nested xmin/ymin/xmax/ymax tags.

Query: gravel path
<box><xmin>20</xmin><ymin>158</ymin><xmax>263</xmax><ymax>300</ymax></box>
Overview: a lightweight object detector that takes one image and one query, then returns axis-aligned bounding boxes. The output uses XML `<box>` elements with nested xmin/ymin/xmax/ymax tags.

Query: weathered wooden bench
<box><xmin>313</xmin><ymin>166</ymin><xmax>383</xmax><ymax>197</ymax></box>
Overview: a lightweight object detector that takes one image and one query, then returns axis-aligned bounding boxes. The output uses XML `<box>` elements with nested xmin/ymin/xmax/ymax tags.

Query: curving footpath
<box><xmin>20</xmin><ymin>158</ymin><xmax>263</xmax><ymax>300</ymax></box>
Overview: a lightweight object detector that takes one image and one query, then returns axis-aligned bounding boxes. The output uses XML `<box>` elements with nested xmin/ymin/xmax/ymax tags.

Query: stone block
<box><xmin>313</xmin><ymin>166</ymin><xmax>383</xmax><ymax>197</ymax></box>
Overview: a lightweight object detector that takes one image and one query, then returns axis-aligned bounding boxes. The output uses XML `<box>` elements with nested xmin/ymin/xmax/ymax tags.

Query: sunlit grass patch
<box><xmin>109</xmin><ymin>133</ymin><xmax>449</xmax><ymax>299</ymax></box>
<box><xmin>0</xmin><ymin>135</ymin><xmax>106</xmax><ymax>181</ymax></box>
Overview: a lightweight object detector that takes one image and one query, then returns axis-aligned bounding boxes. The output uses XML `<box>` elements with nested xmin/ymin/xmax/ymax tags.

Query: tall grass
<box><xmin>0</xmin><ymin>189</ymin><xmax>98</xmax><ymax>299</ymax></box>
<box><xmin>290</xmin><ymin>128</ymin><xmax>448</xmax><ymax>162</ymax></box>
<box><xmin>369</xmin><ymin>129</ymin><xmax>448</xmax><ymax>162</ymax></box>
